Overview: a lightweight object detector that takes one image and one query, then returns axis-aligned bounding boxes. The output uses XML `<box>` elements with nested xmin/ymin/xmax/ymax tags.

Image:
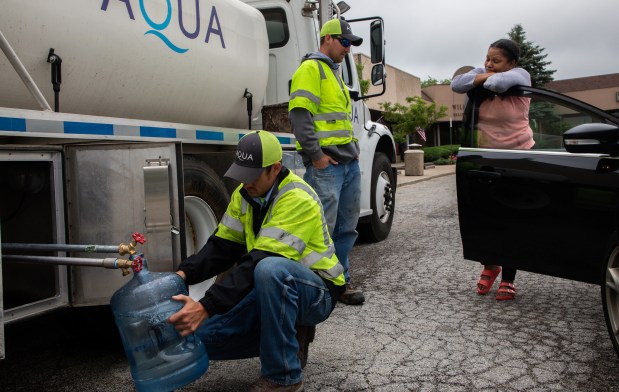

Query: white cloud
<box><xmin>344</xmin><ymin>0</ymin><xmax>619</xmax><ymax>81</ymax></box>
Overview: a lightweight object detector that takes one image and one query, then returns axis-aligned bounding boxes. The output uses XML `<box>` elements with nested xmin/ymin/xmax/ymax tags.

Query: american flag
<box><xmin>416</xmin><ymin>127</ymin><xmax>427</xmax><ymax>142</ymax></box>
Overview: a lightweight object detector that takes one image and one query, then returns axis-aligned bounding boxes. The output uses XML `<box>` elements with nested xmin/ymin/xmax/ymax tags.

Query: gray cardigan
<box><xmin>451</xmin><ymin>67</ymin><xmax>531</xmax><ymax>94</ymax></box>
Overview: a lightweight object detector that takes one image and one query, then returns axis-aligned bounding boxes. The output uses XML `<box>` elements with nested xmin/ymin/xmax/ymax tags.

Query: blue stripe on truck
<box><xmin>64</xmin><ymin>121</ymin><xmax>114</xmax><ymax>135</ymax></box>
<box><xmin>196</xmin><ymin>129</ymin><xmax>224</xmax><ymax>141</ymax></box>
<box><xmin>140</xmin><ymin>126</ymin><xmax>177</xmax><ymax>138</ymax></box>
<box><xmin>0</xmin><ymin>116</ymin><xmax>296</xmax><ymax>146</ymax></box>
<box><xmin>0</xmin><ymin>117</ymin><xmax>27</xmax><ymax>132</ymax></box>
<box><xmin>276</xmin><ymin>136</ymin><xmax>293</xmax><ymax>145</ymax></box>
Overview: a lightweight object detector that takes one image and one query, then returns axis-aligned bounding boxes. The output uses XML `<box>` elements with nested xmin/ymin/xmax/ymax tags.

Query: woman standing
<box><xmin>451</xmin><ymin>38</ymin><xmax>535</xmax><ymax>300</ymax></box>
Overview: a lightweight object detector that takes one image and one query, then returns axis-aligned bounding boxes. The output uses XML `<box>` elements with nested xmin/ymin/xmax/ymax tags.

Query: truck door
<box><xmin>258</xmin><ymin>5</ymin><xmax>301</xmax><ymax>106</ymax></box>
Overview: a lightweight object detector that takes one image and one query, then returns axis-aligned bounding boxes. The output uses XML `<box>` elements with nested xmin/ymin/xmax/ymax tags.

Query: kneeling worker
<box><xmin>168</xmin><ymin>131</ymin><xmax>345</xmax><ymax>392</ymax></box>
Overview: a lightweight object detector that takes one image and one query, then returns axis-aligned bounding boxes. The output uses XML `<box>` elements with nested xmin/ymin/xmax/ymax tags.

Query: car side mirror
<box><xmin>563</xmin><ymin>123</ymin><xmax>619</xmax><ymax>156</ymax></box>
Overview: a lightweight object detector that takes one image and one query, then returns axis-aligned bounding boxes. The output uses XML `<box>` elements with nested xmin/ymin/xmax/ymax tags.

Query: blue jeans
<box><xmin>304</xmin><ymin>160</ymin><xmax>361</xmax><ymax>283</ymax></box>
<box><xmin>195</xmin><ymin>257</ymin><xmax>334</xmax><ymax>385</ymax></box>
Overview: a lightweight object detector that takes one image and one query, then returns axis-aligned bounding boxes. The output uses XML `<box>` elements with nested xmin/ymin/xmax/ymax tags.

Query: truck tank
<box><xmin>0</xmin><ymin>0</ymin><xmax>269</xmax><ymax>129</ymax></box>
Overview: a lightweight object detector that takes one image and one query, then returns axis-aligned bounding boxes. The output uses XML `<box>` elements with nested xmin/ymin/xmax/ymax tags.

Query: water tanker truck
<box><xmin>0</xmin><ymin>0</ymin><xmax>396</xmax><ymax>358</ymax></box>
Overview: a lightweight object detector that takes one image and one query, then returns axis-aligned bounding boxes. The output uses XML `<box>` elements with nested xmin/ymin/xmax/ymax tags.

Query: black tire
<box><xmin>183</xmin><ymin>156</ymin><xmax>229</xmax><ymax>222</ymax></box>
<box><xmin>601</xmin><ymin>244</ymin><xmax>619</xmax><ymax>357</ymax></box>
<box><xmin>357</xmin><ymin>152</ymin><xmax>396</xmax><ymax>242</ymax></box>
<box><xmin>183</xmin><ymin>156</ymin><xmax>231</xmax><ymax>287</ymax></box>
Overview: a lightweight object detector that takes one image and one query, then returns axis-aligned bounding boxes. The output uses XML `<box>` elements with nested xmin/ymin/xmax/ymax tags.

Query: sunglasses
<box><xmin>334</xmin><ymin>36</ymin><xmax>351</xmax><ymax>48</ymax></box>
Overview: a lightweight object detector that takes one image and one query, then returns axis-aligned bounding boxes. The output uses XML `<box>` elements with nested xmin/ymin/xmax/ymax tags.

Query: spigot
<box><xmin>131</xmin><ymin>255</ymin><xmax>144</xmax><ymax>273</ymax></box>
<box><xmin>118</xmin><ymin>232</ymin><xmax>146</xmax><ymax>256</ymax></box>
<box><xmin>102</xmin><ymin>258</ymin><xmax>135</xmax><ymax>276</ymax></box>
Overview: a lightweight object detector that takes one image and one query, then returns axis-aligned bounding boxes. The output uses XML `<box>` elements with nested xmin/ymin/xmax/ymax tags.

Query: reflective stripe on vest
<box><xmin>290</xmin><ymin>89</ymin><xmax>320</xmax><ymax>105</ymax></box>
<box><xmin>262</xmin><ymin>180</ymin><xmax>343</xmax><ymax>280</ymax></box>
<box><xmin>258</xmin><ymin>227</ymin><xmax>341</xmax><ymax>280</ymax></box>
<box><xmin>221</xmin><ymin>212</ymin><xmax>244</xmax><ymax>234</ymax></box>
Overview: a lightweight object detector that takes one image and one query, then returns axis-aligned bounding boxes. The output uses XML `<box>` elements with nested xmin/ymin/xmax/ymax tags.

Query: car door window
<box><xmin>528</xmin><ymin>95</ymin><xmax>603</xmax><ymax>150</ymax></box>
<box><xmin>463</xmin><ymin>87</ymin><xmax>615</xmax><ymax>151</ymax></box>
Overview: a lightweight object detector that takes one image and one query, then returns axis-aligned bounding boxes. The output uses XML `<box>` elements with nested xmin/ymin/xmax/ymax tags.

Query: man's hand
<box><xmin>312</xmin><ymin>155</ymin><xmax>338</xmax><ymax>169</ymax></box>
<box><xmin>167</xmin><ymin>294</ymin><xmax>209</xmax><ymax>337</ymax></box>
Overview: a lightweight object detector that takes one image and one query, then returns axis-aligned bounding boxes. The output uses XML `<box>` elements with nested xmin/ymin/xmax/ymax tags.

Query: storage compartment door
<box><xmin>65</xmin><ymin>143</ymin><xmax>183</xmax><ymax>306</ymax></box>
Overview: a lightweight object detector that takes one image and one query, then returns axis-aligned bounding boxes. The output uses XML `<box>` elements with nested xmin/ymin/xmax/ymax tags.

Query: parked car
<box><xmin>456</xmin><ymin>85</ymin><xmax>619</xmax><ymax>355</ymax></box>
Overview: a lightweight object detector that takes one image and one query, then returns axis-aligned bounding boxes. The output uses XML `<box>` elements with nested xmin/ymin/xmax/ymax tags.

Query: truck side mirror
<box><xmin>370</xmin><ymin>19</ymin><xmax>384</xmax><ymax>64</ymax></box>
<box><xmin>371</xmin><ymin>64</ymin><xmax>385</xmax><ymax>86</ymax></box>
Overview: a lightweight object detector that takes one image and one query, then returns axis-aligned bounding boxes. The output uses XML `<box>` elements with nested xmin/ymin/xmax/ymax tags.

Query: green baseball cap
<box><xmin>320</xmin><ymin>19</ymin><xmax>362</xmax><ymax>46</ymax></box>
<box><xmin>224</xmin><ymin>131</ymin><xmax>283</xmax><ymax>184</ymax></box>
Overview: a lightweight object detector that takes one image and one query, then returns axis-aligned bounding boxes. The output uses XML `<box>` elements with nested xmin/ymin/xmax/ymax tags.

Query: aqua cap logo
<box><xmin>224</xmin><ymin>131</ymin><xmax>282</xmax><ymax>184</ymax></box>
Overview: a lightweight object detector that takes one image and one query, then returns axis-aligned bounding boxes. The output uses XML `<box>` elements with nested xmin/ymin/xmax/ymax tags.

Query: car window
<box><xmin>528</xmin><ymin>95</ymin><xmax>606</xmax><ymax>150</ymax></box>
<box><xmin>463</xmin><ymin>87</ymin><xmax>617</xmax><ymax>151</ymax></box>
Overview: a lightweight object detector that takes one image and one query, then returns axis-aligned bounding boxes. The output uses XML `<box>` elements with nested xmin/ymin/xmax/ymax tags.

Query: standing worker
<box><xmin>288</xmin><ymin>18</ymin><xmax>365</xmax><ymax>305</ymax></box>
<box><xmin>168</xmin><ymin>131</ymin><xmax>345</xmax><ymax>391</ymax></box>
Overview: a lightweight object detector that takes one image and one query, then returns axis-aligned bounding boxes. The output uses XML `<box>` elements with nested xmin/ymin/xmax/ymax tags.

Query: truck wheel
<box><xmin>183</xmin><ymin>157</ymin><xmax>230</xmax><ymax>300</ymax></box>
<box><xmin>358</xmin><ymin>152</ymin><xmax>395</xmax><ymax>242</ymax></box>
<box><xmin>602</xmin><ymin>244</ymin><xmax>619</xmax><ymax>357</ymax></box>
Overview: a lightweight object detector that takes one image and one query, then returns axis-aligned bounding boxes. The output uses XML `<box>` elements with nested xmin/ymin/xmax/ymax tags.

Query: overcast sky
<box><xmin>344</xmin><ymin>0</ymin><xmax>618</xmax><ymax>82</ymax></box>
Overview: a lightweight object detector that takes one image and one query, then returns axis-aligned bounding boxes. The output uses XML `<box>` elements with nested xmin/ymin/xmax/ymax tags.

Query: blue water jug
<box><xmin>111</xmin><ymin>255</ymin><xmax>209</xmax><ymax>392</ymax></box>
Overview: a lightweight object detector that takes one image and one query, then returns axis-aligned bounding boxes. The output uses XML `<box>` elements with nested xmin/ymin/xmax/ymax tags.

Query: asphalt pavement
<box><xmin>2</xmin><ymin>169</ymin><xmax>619</xmax><ymax>392</ymax></box>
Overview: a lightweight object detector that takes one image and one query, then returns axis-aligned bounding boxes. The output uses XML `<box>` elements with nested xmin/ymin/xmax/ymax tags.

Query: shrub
<box><xmin>421</xmin><ymin>145</ymin><xmax>460</xmax><ymax>162</ymax></box>
<box><xmin>434</xmin><ymin>156</ymin><xmax>456</xmax><ymax>165</ymax></box>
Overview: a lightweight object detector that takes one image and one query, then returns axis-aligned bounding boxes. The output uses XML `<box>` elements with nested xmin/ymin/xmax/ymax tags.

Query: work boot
<box><xmin>248</xmin><ymin>377</ymin><xmax>304</xmax><ymax>392</ymax></box>
<box><xmin>338</xmin><ymin>284</ymin><xmax>365</xmax><ymax>305</ymax></box>
<box><xmin>296</xmin><ymin>325</ymin><xmax>315</xmax><ymax>369</ymax></box>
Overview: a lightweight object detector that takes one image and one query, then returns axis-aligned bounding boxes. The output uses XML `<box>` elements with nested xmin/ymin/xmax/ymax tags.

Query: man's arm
<box><xmin>289</xmin><ymin>108</ymin><xmax>322</xmax><ymax>161</ymax></box>
<box><xmin>177</xmin><ymin>234</ymin><xmax>244</xmax><ymax>285</ymax></box>
<box><xmin>289</xmin><ymin>108</ymin><xmax>338</xmax><ymax>169</ymax></box>
<box><xmin>198</xmin><ymin>249</ymin><xmax>275</xmax><ymax>315</ymax></box>
<box><xmin>169</xmin><ymin>246</ymin><xmax>275</xmax><ymax>335</ymax></box>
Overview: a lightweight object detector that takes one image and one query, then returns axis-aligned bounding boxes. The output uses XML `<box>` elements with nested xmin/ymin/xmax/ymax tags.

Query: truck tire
<box><xmin>183</xmin><ymin>156</ymin><xmax>230</xmax><ymax>299</ymax></box>
<box><xmin>358</xmin><ymin>152</ymin><xmax>395</xmax><ymax>242</ymax></box>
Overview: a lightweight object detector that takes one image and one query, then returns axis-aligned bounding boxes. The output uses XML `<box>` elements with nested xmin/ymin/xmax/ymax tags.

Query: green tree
<box><xmin>380</xmin><ymin>96</ymin><xmax>448</xmax><ymax>144</ymax></box>
<box><xmin>508</xmin><ymin>24</ymin><xmax>556</xmax><ymax>87</ymax></box>
<box><xmin>421</xmin><ymin>77</ymin><xmax>452</xmax><ymax>88</ymax></box>
<box><xmin>356</xmin><ymin>62</ymin><xmax>370</xmax><ymax>96</ymax></box>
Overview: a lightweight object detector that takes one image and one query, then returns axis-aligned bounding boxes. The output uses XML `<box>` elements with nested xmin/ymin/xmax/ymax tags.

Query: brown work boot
<box><xmin>248</xmin><ymin>377</ymin><xmax>304</xmax><ymax>392</ymax></box>
<box><xmin>338</xmin><ymin>284</ymin><xmax>365</xmax><ymax>305</ymax></box>
<box><xmin>296</xmin><ymin>325</ymin><xmax>315</xmax><ymax>369</ymax></box>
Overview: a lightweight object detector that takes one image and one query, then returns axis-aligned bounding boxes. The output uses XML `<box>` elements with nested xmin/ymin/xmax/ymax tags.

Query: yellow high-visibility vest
<box><xmin>289</xmin><ymin>59</ymin><xmax>355</xmax><ymax>149</ymax></box>
<box><xmin>216</xmin><ymin>171</ymin><xmax>344</xmax><ymax>285</ymax></box>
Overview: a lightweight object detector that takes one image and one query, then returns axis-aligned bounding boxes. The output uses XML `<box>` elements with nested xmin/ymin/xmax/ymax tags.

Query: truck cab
<box><xmin>247</xmin><ymin>0</ymin><xmax>396</xmax><ymax>241</ymax></box>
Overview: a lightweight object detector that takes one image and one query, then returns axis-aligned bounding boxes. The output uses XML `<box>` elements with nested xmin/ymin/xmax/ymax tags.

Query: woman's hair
<box><xmin>490</xmin><ymin>39</ymin><xmax>520</xmax><ymax>63</ymax></box>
